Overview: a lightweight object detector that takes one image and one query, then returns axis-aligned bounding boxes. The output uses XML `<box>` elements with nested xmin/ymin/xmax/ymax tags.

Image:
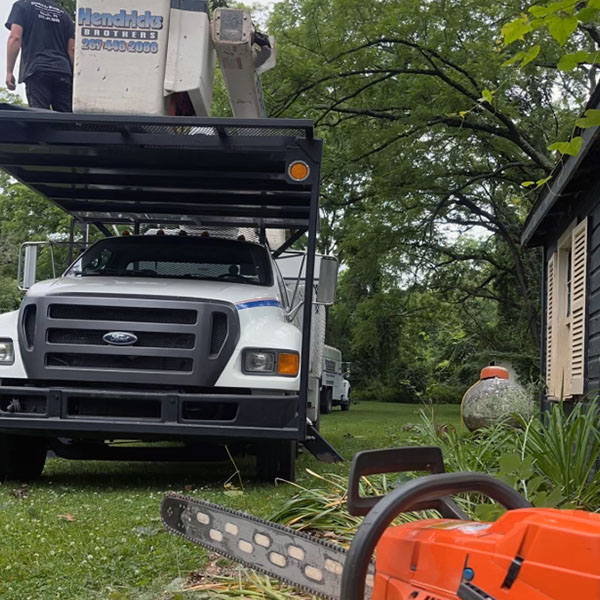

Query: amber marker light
<box><xmin>288</xmin><ymin>161</ymin><xmax>310</xmax><ymax>182</ymax></box>
<box><xmin>277</xmin><ymin>352</ymin><xmax>300</xmax><ymax>376</ymax></box>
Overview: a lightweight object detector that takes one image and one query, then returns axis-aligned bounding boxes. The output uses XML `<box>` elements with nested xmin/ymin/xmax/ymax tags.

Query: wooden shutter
<box><xmin>546</xmin><ymin>253</ymin><xmax>557</xmax><ymax>396</ymax></box>
<box><xmin>569</xmin><ymin>218</ymin><xmax>588</xmax><ymax>395</ymax></box>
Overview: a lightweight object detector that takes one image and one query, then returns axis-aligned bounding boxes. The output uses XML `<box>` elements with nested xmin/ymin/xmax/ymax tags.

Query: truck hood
<box><xmin>27</xmin><ymin>276</ymin><xmax>280</xmax><ymax>306</ymax></box>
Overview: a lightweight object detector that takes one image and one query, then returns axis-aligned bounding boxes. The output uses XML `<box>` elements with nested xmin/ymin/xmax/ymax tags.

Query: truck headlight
<box><xmin>244</xmin><ymin>350</ymin><xmax>276</xmax><ymax>374</ymax></box>
<box><xmin>0</xmin><ymin>339</ymin><xmax>15</xmax><ymax>365</ymax></box>
<box><xmin>243</xmin><ymin>349</ymin><xmax>299</xmax><ymax>377</ymax></box>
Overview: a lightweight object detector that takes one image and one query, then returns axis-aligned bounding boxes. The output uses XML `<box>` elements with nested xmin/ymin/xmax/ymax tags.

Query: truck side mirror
<box><xmin>20</xmin><ymin>244</ymin><xmax>39</xmax><ymax>290</ymax></box>
<box><xmin>316</xmin><ymin>256</ymin><xmax>338</xmax><ymax>305</ymax></box>
<box><xmin>18</xmin><ymin>242</ymin><xmax>56</xmax><ymax>291</ymax></box>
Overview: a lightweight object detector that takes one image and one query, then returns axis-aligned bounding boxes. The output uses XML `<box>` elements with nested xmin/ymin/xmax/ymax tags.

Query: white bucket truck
<box><xmin>0</xmin><ymin>2</ymin><xmax>341</xmax><ymax>482</ymax></box>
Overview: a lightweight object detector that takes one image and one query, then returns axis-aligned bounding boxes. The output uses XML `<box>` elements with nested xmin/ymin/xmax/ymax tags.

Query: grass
<box><xmin>0</xmin><ymin>402</ymin><xmax>460</xmax><ymax>600</ymax></box>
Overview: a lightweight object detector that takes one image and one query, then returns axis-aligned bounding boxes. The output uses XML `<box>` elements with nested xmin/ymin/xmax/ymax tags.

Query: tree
<box><xmin>259</xmin><ymin>0</ymin><xmax>592</xmax><ymax>395</ymax></box>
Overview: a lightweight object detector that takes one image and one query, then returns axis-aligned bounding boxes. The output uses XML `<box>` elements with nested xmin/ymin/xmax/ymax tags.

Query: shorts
<box><xmin>25</xmin><ymin>72</ymin><xmax>73</xmax><ymax>112</ymax></box>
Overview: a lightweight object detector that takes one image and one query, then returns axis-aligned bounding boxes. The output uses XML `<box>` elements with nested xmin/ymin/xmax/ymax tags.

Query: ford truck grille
<box><xmin>18</xmin><ymin>295</ymin><xmax>240</xmax><ymax>386</ymax></box>
<box><xmin>23</xmin><ymin>304</ymin><xmax>36</xmax><ymax>349</ymax></box>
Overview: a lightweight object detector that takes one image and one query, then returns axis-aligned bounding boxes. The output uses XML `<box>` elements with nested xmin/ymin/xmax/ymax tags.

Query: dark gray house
<box><xmin>522</xmin><ymin>84</ymin><xmax>600</xmax><ymax>401</ymax></box>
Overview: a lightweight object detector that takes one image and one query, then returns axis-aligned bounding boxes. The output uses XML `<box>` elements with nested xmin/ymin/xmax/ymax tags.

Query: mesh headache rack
<box><xmin>0</xmin><ymin>104</ymin><xmax>322</xmax><ymax>232</ymax></box>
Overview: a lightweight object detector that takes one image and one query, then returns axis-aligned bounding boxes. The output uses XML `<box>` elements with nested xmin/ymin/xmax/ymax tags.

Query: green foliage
<box><xmin>557</xmin><ymin>49</ymin><xmax>598</xmax><ymax>70</ymax></box>
<box><xmin>547</xmin><ymin>135</ymin><xmax>583</xmax><ymax>155</ymax></box>
<box><xmin>521</xmin><ymin>44</ymin><xmax>541</xmax><ymax>66</ymax></box>
<box><xmin>499</xmin><ymin>1</ymin><xmax>600</xmax><ymax>153</ymax></box>
<box><xmin>426</xmin><ymin>382</ymin><xmax>466</xmax><ymax>405</ymax></box>
<box><xmin>502</xmin><ymin>0</ymin><xmax>600</xmax><ymax>58</ymax></box>
<box><xmin>411</xmin><ymin>402</ymin><xmax>600</xmax><ymax>511</ymax></box>
<box><xmin>355</xmin><ymin>384</ymin><xmax>421</xmax><ymax>404</ymax></box>
<box><xmin>0</xmin><ymin>167</ymin><xmax>75</xmax><ymax>313</ymax></box>
<box><xmin>408</xmin><ymin>410</ymin><xmax>521</xmax><ymax>474</ymax></box>
<box><xmin>521</xmin><ymin>402</ymin><xmax>600</xmax><ymax>509</ymax></box>
<box><xmin>501</xmin><ymin>15</ymin><xmax>534</xmax><ymax>45</ymax></box>
<box><xmin>0</xmin><ymin>89</ymin><xmax>22</xmax><ymax>105</ymax></box>
<box><xmin>576</xmin><ymin>108</ymin><xmax>600</xmax><ymax>127</ymax></box>
<box><xmin>270</xmin><ymin>471</ymin><xmax>362</xmax><ymax>544</ymax></box>
<box><xmin>0</xmin><ymin>276</ymin><xmax>20</xmax><ymax>314</ymax></box>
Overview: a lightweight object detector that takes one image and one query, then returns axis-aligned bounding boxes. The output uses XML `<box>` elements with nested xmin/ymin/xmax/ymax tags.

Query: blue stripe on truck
<box><xmin>235</xmin><ymin>299</ymin><xmax>282</xmax><ymax>310</ymax></box>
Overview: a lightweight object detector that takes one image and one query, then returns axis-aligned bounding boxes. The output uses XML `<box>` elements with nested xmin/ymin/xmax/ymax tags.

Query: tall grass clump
<box><xmin>522</xmin><ymin>401</ymin><xmax>600</xmax><ymax>510</ymax></box>
<box><xmin>269</xmin><ymin>469</ymin><xmax>441</xmax><ymax>544</ymax></box>
<box><xmin>269</xmin><ymin>470</ymin><xmax>362</xmax><ymax>544</ymax></box>
<box><xmin>411</xmin><ymin>402</ymin><xmax>600</xmax><ymax>511</ymax></box>
<box><xmin>407</xmin><ymin>409</ymin><xmax>522</xmax><ymax>474</ymax></box>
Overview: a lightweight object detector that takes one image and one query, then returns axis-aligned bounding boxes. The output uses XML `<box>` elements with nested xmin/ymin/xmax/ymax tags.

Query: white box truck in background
<box><xmin>320</xmin><ymin>345</ymin><xmax>351</xmax><ymax>414</ymax></box>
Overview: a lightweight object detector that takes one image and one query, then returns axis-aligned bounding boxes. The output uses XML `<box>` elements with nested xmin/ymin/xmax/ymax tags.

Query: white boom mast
<box><xmin>211</xmin><ymin>8</ymin><xmax>276</xmax><ymax>119</ymax></box>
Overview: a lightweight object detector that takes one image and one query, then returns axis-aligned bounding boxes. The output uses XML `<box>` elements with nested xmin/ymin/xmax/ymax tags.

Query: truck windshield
<box><xmin>65</xmin><ymin>236</ymin><xmax>273</xmax><ymax>286</ymax></box>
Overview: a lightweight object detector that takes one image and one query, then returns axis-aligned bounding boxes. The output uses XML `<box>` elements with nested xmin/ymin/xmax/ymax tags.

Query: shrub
<box><xmin>425</xmin><ymin>382</ymin><xmax>465</xmax><ymax>405</ymax></box>
<box><xmin>354</xmin><ymin>384</ymin><xmax>421</xmax><ymax>404</ymax></box>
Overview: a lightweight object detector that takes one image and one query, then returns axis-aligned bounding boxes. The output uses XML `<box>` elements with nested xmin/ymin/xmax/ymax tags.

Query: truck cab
<box><xmin>10</xmin><ymin>233</ymin><xmax>301</xmax><ymax>391</ymax></box>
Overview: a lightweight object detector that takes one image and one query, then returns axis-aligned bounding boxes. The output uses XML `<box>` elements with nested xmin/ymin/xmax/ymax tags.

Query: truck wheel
<box><xmin>256</xmin><ymin>440</ymin><xmax>296</xmax><ymax>483</ymax></box>
<box><xmin>341</xmin><ymin>399</ymin><xmax>350</xmax><ymax>411</ymax></box>
<box><xmin>320</xmin><ymin>388</ymin><xmax>333</xmax><ymax>415</ymax></box>
<box><xmin>0</xmin><ymin>434</ymin><xmax>47</xmax><ymax>482</ymax></box>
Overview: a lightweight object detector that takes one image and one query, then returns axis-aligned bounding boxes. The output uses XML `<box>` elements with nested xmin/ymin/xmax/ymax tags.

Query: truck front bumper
<box><xmin>0</xmin><ymin>385</ymin><xmax>302</xmax><ymax>441</ymax></box>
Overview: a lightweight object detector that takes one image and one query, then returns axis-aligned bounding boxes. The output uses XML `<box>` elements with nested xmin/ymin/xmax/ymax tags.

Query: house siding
<box><xmin>586</xmin><ymin>196</ymin><xmax>600</xmax><ymax>392</ymax></box>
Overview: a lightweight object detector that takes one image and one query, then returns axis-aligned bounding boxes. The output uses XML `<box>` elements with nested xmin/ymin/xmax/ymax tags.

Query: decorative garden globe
<box><xmin>461</xmin><ymin>366</ymin><xmax>533</xmax><ymax>431</ymax></box>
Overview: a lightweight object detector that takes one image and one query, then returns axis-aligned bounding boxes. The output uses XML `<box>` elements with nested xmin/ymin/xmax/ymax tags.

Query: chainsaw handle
<box><xmin>347</xmin><ymin>447</ymin><xmax>467</xmax><ymax>519</ymax></box>
<box><xmin>340</xmin><ymin>472</ymin><xmax>532</xmax><ymax>600</ymax></box>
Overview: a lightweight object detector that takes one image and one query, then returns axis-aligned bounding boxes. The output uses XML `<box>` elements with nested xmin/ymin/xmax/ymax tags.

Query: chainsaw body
<box><xmin>373</xmin><ymin>509</ymin><xmax>600</xmax><ymax>599</ymax></box>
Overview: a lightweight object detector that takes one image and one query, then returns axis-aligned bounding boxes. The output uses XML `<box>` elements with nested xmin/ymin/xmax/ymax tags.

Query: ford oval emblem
<box><xmin>103</xmin><ymin>331</ymin><xmax>138</xmax><ymax>346</ymax></box>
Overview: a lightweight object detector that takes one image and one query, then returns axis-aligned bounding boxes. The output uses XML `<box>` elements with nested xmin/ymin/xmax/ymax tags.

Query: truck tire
<box><xmin>256</xmin><ymin>440</ymin><xmax>296</xmax><ymax>483</ymax></box>
<box><xmin>0</xmin><ymin>434</ymin><xmax>47</xmax><ymax>482</ymax></box>
<box><xmin>320</xmin><ymin>388</ymin><xmax>333</xmax><ymax>415</ymax></box>
<box><xmin>341</xmin><ymin>399</ymin><xmax>350</xmax><ymax>411</ymax></box>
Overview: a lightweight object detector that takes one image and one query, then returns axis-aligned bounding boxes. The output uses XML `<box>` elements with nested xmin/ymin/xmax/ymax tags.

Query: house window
<box><xmin>546</xmin><ymin>217</ymin><xmax>588</xmax><ymax>399</ymax></box>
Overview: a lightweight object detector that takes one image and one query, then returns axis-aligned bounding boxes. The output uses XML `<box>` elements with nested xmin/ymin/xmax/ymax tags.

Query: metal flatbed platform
<box><xmin>0</xmin><ymin>104</ymin><xmax>322</xmax><ymax>232</ymax></box>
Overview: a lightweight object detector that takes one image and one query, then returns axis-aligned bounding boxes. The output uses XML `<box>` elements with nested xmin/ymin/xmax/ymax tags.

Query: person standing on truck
<box><xmin>5</xmin><ymin>0</ymin><xmax>75</xmax><ymax>111</ymax></box>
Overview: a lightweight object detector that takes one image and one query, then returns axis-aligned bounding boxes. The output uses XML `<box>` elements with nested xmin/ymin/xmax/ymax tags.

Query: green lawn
<box><xmin>0</xmin><ymin>402</ymin><xmax>460</xmax><ymax>600</ymax></box>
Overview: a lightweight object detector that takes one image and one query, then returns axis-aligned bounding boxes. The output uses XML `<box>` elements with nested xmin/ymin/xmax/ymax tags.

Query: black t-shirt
<box><xmin>5</xmin><ymin>0</ymin><xmax>74</xmax><ymax>82</ymax></box>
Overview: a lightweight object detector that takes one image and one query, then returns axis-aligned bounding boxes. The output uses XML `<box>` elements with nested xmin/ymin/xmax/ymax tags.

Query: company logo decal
<box><xmin>78</xmin><ymin>8</ymin><xmax>163</xmax><ymax>30</ymax></box>
<box><xmin>78</xmin><ymin>7</ymin><xmax>163</xmax><ymax>53</ymax></box>
<box><xmin>103</xmin><ymin>331</ymin><xmax>138</xmax><ymax>346</ymax></box>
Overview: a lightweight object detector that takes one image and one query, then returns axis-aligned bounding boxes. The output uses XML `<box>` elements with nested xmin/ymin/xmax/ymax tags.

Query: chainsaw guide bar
<box><xmin>160</xmin><ymin>493</ymin><xmax>374</xmax><ymax>600</ymax></box>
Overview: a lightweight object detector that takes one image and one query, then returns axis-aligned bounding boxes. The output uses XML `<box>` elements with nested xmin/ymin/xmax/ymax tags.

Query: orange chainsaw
<box><xmin>161</xmin><ymin>447</ymin><xmax>600</xmax><ymax>599</ymax></box>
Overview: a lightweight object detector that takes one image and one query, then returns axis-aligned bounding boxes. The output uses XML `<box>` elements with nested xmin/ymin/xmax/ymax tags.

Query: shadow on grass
<box><xmin>32</xmin><ymin>455</ymin><xmax>257</xmax><ymax>491</ymax></box>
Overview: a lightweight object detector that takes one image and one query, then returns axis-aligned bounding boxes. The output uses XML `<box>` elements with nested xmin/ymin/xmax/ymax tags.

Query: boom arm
<box><xmin>211</xmin><ymin>8</ymin><xmax>276</xmax><ymax>119</ymax></box>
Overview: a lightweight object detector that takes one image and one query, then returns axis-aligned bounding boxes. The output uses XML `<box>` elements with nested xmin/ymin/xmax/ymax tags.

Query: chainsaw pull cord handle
<box><xmin>340</xmin><ymin>472</ymin><xmax>532</xmax><ymax>600</ymax></box>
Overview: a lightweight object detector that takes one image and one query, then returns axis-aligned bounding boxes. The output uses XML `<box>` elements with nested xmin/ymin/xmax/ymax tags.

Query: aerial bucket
<box><xmin>73</xmin><ymin>0</ymin><xmax>213</xmax><ymax>115</ymax></box>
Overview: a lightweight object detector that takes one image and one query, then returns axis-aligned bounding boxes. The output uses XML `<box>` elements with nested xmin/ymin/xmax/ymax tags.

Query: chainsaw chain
<box><xmin>160</xmin><ymin>492</ymin><xmax>373</xmax><ymax>600</ymax></box>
